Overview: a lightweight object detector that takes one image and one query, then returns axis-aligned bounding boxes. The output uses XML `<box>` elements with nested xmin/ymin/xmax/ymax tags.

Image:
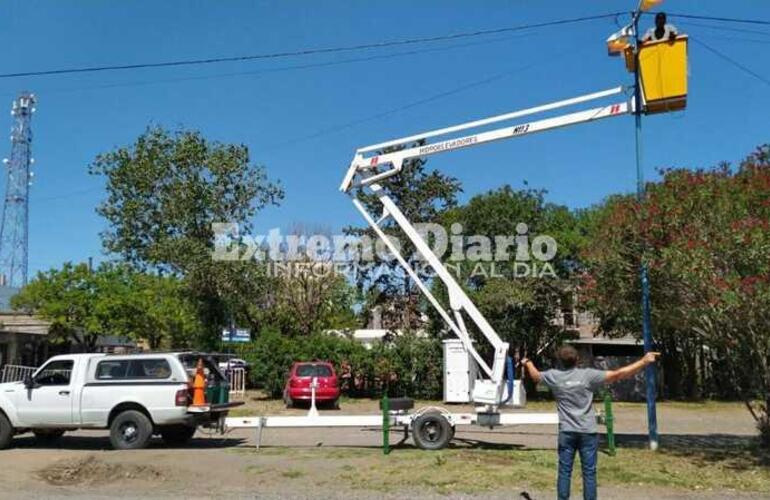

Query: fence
<box><xmin>1</xmin><ymin>364</ymin><xmax>37</xmax><ymax>383</ymax></box>
<box><xmin>228</xmin><ymin>367</ymin><xmax>246</xmax><ymax>400</ymax></box>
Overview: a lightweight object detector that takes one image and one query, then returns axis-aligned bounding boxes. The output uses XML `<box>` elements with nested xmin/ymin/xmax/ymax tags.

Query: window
<box><xmin>96</xmin><ymin>360</ymin><xmax>129</xmax><ymax>379</ymax></box>
<box><xmin>35</xmin><ymin>360</ymin><xmax>73</xmax><ymax>386</ymax></box>
<box><xmin>296</xmin><ymin>364</ymin><xmax>333</xmax><ymax>377</ymax></box>
<box><xmin>128</xmin><ymin>359</ymin><xmax>171</xmax><ymax>379</ymax></box>
<box><xmin>95</xmin><ymin>359</ymin><xmax>171</xmax><ymax>380</ymax></box>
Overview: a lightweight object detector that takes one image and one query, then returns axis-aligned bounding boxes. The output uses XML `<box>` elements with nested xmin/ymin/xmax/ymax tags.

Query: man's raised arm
<box><xmin>605</xmin><ymin>352</ymin><xmax>661</xmax><ymax>383</ymax></box>
<box><xmin>520</xmin><ymin>358</ymin><xmax>542</xmax><ymax>384</ymax></box>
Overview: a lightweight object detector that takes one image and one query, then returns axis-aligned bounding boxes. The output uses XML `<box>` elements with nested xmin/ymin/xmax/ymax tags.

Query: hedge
<box><xmin>234</xmin><ymin>329</ymin><xmax>443</xmax><ymax>400</ymax></box>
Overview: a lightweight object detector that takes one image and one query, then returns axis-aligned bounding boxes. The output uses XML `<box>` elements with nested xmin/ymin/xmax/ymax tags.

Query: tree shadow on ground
<box><xmin>608</xmin><ymin>433</ymin><xmax>769</xmax><ymax>469</ymax></box>
<box><xmin>11</xmin><ymin>434</ymin><xmax>246</xmax><ymax>451</ymax></box>
<box><xmin>450</xmin><ymin>436</ymin><xmax>527</xmax><ymax>450</ymax></box>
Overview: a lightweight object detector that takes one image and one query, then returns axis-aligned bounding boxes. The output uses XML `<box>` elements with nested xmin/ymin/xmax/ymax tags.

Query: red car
<box><xmin>283</xmin><ymin>362</ymin><xmax>340</xmax><ymax>409</ymax></box>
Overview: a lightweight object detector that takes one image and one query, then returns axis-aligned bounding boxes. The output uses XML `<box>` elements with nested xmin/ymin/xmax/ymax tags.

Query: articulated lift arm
<box><xmin>341</xmin><ymin>86</ymin><xmax>633</xmax><ymax>409</ymax></box>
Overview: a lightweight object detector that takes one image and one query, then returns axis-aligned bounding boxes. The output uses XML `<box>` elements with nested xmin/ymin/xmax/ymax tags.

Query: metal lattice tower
<box><xmin>0</xmin><ymin>92</ymin><xmax>37</xmax><ymax>288</ymax></box>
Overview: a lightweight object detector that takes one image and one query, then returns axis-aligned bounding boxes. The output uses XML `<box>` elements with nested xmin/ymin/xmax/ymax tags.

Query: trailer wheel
<box><xmin>412</xmin><ymin>412</ymin><xmax>452</xmax><ymax>451</ymax></box>
<box><xmin>0</xmin><ymin>412</ymin><xmax>13</xmax><ymax>450</ymax></box>
<box><xmin>109</xmin><ymin>410</ymin><xmax>153</xmax><ymax>450</ymax></box>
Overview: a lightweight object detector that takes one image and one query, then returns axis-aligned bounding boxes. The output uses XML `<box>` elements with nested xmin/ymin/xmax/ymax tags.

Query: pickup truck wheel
<box><xmin>159</xmin><ymin>425</ymin><xmax>196</xmax><ymax>445</ymax></box>
<box><xmin>109</xmin><ymin>410</ymin><xmax>153</xmax><ymax>450</ymax></box>
<box><xmin>412</xmin><ymin>412</ymin><xmax>452</xmax><ymax>451</ymax></box>
<box><xmin>33</xmin><ymin>429</ymin><xmax>65</xmax><ymax>444</ymax></box>
<box><xmin>0</xmin><ymin>413</ymin><xmax>13</xmax><ymax>450</ymax></box>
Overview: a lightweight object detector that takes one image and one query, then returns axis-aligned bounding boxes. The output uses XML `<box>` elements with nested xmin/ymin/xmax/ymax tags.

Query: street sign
<box><xmin>221</xmin><ymin>328</ymin><xmax>251</xmax><ymax>343</ymax></box>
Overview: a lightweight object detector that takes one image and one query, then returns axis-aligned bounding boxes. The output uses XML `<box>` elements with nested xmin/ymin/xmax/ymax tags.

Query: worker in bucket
<box><xmin>643</xmin><ymin>12</ymin><xmax>678</xmax><ymax>42</ymax></box>
<box><xmin>521</xmin><ymin>346</ymin><xmax>660</xmax><ymax>500</ymax></box>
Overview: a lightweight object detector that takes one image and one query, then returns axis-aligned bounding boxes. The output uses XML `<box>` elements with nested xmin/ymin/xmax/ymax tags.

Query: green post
<box><xmin>603</xmin><ymin>391</ymin><xmax>616</xmax><ymax>456</ymax></box>
<box><xmin>382</xmin><ymin>393</ymin><xmax>390</xmax><ymax>455</ymax></box>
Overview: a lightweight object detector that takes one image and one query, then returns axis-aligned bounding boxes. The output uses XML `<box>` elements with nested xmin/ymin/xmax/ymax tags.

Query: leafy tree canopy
<box><xmin>12</xmin><ymin>262</ymin><xmax>201</xmax><ymax>350</ymax></box>
<box><xmin>89</xmin><ymin>126</ymin><xmax>283</xmax><ymax>346</ymax></box>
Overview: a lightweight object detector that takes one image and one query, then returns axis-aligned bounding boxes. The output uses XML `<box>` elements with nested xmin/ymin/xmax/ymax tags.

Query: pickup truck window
<box><xmin>96</xmin><ymin>359</ymin><xmax>172</xmax><ymax>380</ymax></box>
<box><xmin>96</xmin><ymin>360</ymin><xmax>129</xmax><ymax>379</ymax></box>
<box><xmin>35</xmin><ymin>360</ymin><xmax>73</xmax><ymax>386</ymax></box>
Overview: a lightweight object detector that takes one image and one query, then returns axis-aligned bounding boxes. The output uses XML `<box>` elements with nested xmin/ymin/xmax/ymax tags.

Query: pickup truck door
<box><xmin>15</xmin><ymin>358</ymin><xmax>75</xmax><ymax>426</ymax></box>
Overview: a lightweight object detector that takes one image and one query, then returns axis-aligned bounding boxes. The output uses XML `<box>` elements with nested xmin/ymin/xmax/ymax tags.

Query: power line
<box><xmin>3</xmin><ymin>11</ymin><xmax>766</xmax><ymax>82</ymax></box>
<box><xmin>269</xmin><ymin>72</ymin><xmax>513</xmax><ymax>149</ymax></box>
<box><xmin>0</xmin><ymin>13</ymin><xmax>621</xmax><ymax>79</ymax></box>
<box><xmin>41</xmin><ymin>31</ymin><xmax>537</xmax><ymax>94</ymax></box>
<box><xmin>694</xmin><ymin>33</ymin><xmax>770</xmax><ymax>46</ymax></box>
<box><xmin>677</xmin><ymin>20</ymin><xmax>770</xmax><ymax>38</ymax></box>
<box><xmin>691</xmin><ymin>36</ymin><xmax>770</xmax><ymax>87</ymax></box>
<box><xmin>266</xmin><ymin>40</ymin><xmax>595</xmax><ymax>151</ymax></box>
<box><xmin>654</xmin><ymin>12</ymin><xmax>770</xmax><ymax>26</ymax></box>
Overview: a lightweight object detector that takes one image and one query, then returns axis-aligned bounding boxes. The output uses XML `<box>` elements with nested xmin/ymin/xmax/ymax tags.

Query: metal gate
<box><xmin>228</xmin><ymin>367</ymin><xmax>246</xmax><ymax>400</ymax></box>
<box><xmin>1</xmin><ymin>364</ymin><xmax>36</xmax><ymax>383</ymax></box>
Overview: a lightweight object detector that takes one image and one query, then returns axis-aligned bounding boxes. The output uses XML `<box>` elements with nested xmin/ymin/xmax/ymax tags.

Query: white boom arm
<box><xmin>342</xmin><ymin>87</ymin><xmax>633</xmax><ymax>409</ymax></box>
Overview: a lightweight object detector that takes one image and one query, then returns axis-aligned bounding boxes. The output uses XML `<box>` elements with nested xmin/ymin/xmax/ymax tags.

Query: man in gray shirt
<box><xmin>521</xmin><ymin>345</ymin><xmax>660</xmax><ymax>500</ymax></box>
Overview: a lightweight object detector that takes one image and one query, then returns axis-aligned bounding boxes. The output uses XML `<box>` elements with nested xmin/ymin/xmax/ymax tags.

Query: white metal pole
<box><xmin>308</xmin><ymin>377</ymin><xmax>319</xmax><ymax>418</ymax></box>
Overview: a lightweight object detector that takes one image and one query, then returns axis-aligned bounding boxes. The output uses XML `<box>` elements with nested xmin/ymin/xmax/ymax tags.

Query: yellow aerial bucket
<box><xmin>638</xmin><ymin>35</ymin><xmax>688</xmax><ymax>114</ymax></box>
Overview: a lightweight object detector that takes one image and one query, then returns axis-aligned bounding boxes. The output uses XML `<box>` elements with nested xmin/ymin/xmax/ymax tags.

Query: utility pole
<box><xmin>632</xmin><ymin>9</ymin><xmax>659</xmax><ymax>451</ymax></box>
<box><xmin>0</xmin><ymin>92</ymin><xmax>37</xmax><ymax>288</ymax></box>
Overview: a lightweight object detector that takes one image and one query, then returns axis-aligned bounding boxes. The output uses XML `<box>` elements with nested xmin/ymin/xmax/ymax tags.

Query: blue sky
<box><xmin>1</xmin><ymin>0</ymin><xmax>769</xmax><ymax>275</ymax></box>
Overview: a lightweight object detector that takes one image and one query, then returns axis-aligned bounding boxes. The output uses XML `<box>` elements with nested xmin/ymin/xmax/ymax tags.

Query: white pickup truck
<box><xmin>0</xmin><ymin>352</ymin><xmax>240</xmax><ymax>450</ymax></box>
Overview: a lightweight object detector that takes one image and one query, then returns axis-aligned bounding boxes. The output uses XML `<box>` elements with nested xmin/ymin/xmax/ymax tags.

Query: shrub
<box><xmin>235</xmin><ymin>330</ymin><xmax>443</xmax><ymax>400</ymax></box>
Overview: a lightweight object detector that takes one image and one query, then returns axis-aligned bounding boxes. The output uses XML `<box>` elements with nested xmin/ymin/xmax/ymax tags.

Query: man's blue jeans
<box><xmin>557</xmin><ymin>431</ymin><xmax>598</xmax><ymax>500</ymax></box>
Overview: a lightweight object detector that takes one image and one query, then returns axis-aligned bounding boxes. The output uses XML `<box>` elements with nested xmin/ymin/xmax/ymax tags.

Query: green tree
<box><xmin>123</xmin><ymin>272</ymin><xmax>203</xmax><ymax>349</ymax></box>
<box><xmin>581</xmin><ymin>145</ymin><xmax>770</xmax><ymax>445</ymax></box>
<box><xmin>434</xmin><ymin>186</ymin><xmax>579</xmax><ymax>374</ymax></box>
<box><xmin>11</xmin><ymin>262</ymin><xmax>202</xmax><ymax>351</ymax></box>
<box><xmin>11</xmin><ymin>262</ymin><xmax>119</xmax><ymax>350</ymax></box>
<box><xmin>260</xmin><ymin>259</ymin><xmax>360</xmax><ymax>336</ymax></box>
<box><xmin>89</xmin><ymin>126</ymin><xmax>283</xmax><ymax>347</ymax></box>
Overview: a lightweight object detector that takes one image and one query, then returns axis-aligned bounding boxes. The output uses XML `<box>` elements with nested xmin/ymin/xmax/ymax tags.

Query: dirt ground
<box><xmin>0</xmin><ymin>395</ymin><xmax>767</xmax><ymax>499</ymax></box>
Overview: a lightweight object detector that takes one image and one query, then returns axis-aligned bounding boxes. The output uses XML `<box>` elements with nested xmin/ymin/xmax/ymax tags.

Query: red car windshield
<box><xmin>295</xmin><ymin>364</ymin><xmax>333</xmax><ymax>377</ymax></box>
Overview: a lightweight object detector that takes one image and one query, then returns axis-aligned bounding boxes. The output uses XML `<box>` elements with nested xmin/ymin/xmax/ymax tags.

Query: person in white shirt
<box><xmin>644</xmin><ymin>12</ymin><xmax>678</xmax><ymax>42</ymax></box>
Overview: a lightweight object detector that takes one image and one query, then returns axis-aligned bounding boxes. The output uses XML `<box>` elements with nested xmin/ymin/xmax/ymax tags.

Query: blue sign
<box><xmin>222</xmin><ymin>328</ymin><xmax>251</xmax><ymax>343</ymax></box>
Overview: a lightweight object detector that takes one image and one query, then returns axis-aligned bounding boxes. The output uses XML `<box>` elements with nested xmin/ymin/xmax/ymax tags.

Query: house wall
<box><xmin>0</xmin><ymin>331</ymin><xmax>47</xmax><ymax>367</ymax></box>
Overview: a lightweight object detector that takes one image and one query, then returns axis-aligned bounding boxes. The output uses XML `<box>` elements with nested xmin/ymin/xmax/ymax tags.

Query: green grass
<box><xmin>240</xmin><ymin>445</ymin><xmax>770</xmax><ymax>495</ymax></box>
<box><xmin>227</xmin><ymin>406</ymin><xmax>260</xmax><ymax>417</ymax></box>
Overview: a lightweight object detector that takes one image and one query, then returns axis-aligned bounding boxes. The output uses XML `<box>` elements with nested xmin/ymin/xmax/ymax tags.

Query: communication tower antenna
<box><xmin>0</xmin><ymin>92</ymin><xmax>37</xmax><ymax>288</ymax></box>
